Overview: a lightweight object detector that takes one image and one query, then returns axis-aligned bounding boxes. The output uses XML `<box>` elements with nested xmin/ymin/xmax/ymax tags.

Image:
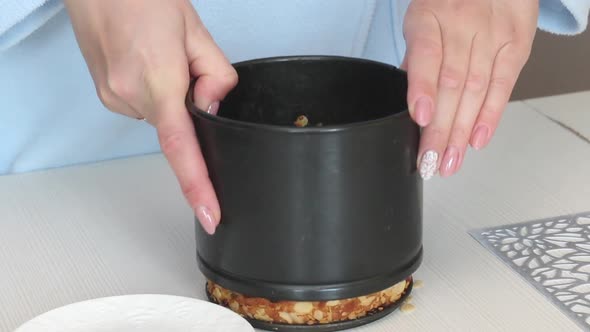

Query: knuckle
<box><xmin>450</xmin><ymin>125</ymin><xmax>471</xmax><ymax>143</ymax></box>
<box><xmin>424</xmin><ymin>125</ymin><xmax>447</xmax><ymax>140</ymax></box>
<box><xmin>405</xmin><ymin>4</ymin><xmax>433</xmax><ymax>22</ymax></box>
<box><xmin>96</xmin><ymin>85</ymin><xmax>117</xmax><ymax>110</ymax></box>
<box><xmin>408</xmin><ymin>88</ymin><xmax>436</xmax><ymax>106</ymax></box>
<box><xmin>498</xmin><ymin>43</ymin><xmax>528</xmax><ymax>76</ymax></box>
<box><xmin>106</xmin><ymin>71</ymin><xmax>137</xmax><ymax>102</ymax></box>
<box><xmin>194</xmin><ymin>23</ymin><xmax>214</xmax><ymax>41</ymax></box>
<box><xmin>495</xmin><ymin>37</ymin><xmax>531</xmax><ymax>65</ymax></box>
<box><xmin>464</xmin><ymin>72</ymin><xmax>488</xmax><ymax>92</ymax></box>
<box><xmin>481</xmin><ymin>101</ymin><xmax>504</xmax><ymax>115</ymax></box>
<box><xmin>443</xmin><ymin>1</ymin><xmax>486</xmax><ymax>26</ymax></box>
<box><xmin>501</xmin><ymin>41</ymin><xmax>530</xmax><ymax>66</ymax></box>
<box><xmin>480</xmin><ymin>104</ymin><xmax>496</xmax><ymax>116</ymax></box>
<box><xmin>219</xmin><ymin>68</ymin><xmax>239</xmax><ymax>90</ymax></box>
<box><xmin>495</xmin><ymin>21</ymin><xmax>518</xmax><ymax>42</ymax></box>
<box><xmin>449</xmin><ymin>0</ymin><xmax>470</xmax><ymax>12</ymax></box>
<box><xmin>451</xmin><ymin>4</ymin><xmax>474</xmax><ymax>21</ymax></box>
<box><xmin>413</xmin><ymin>37</ymin><xmax>443</xmax><ymax>58</ymax></box>
<box><xmin>159</xmin><ymin>130</ymin><xmax>187</xmax><ymax>156</ymax></box>
<box><xmin>488</xmin><ymin>75</ymin><xmax>513</xmax><ymax>91</ymax></box>
<box><xmin>180</xmin><ymin>182</ymin><xmax>203</xmax><ymax>202</ymax></box>
<box><xmin>438</xmin><ymin>66</ymin><xmax>465</xmax><ymax>89</ymax></box>
<box><xmin>513</xmin><ymin>43</ymin><xmax>533</xmax><ymax>65</ymax></box>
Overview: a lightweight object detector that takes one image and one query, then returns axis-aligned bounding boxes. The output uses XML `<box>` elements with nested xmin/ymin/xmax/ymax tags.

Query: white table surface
<box><xmin>524</xmin><ymin>91</ymin><xmax>590</xmax><ymax>142</ymax></box>
<box><xmin>1</xmin><ymin>91</ymin><xmax>589</xmax><ymax>332</ymax></box>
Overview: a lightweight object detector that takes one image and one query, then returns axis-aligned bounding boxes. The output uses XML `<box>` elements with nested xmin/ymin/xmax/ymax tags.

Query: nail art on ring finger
<box><xmin>419</xmin><ymin>150</ymin><xmax>438</xmax><ymax>180</ymax></box>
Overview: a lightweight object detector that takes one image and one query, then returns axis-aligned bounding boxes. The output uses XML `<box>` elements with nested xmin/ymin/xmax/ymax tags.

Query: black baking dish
<box><xmin>187</xmin><ymin>56</ymin><xmax>423</xmax><ymax>331</ymax></box>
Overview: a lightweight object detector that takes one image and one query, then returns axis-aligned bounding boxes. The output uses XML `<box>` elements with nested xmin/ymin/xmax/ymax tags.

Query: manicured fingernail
<box><xmin>414</xmin><ymin>96</ymin><xmax>433</xmax><ymax>127</ymax></box>
<box><xmin>456</xmin><ymin>150</ymin><xmax>465</xmax><ymax>171</ymax></box>
<box><xmin>195</xmin><ymin>206</ymin><xmax>217</xmax><ymax>235</ymax></box>
<box><xmin>207</xmin><ymin>101</ymin><xmax>220</xmax><ymax>115</ymax></box>
<box><xmin>440</xmin><ymin>146</ymin><xmax>460</xmax><ymax>177</ymax></box>
<box><xmin>419</xmin><ymin>150</ymin><xmax>438</xmax><ymax>180</ymax></box>
<box><xmin>471</xmin><ymin>125</ymin><xmax>490</xmax><ymax>150</ymax></box>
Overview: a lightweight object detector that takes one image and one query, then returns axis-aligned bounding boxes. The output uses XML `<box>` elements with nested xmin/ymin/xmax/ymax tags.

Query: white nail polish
<box><xmin>419</xmin><ymin>150</ymin><xmax>438</xmax><ymax>180</ymax></box>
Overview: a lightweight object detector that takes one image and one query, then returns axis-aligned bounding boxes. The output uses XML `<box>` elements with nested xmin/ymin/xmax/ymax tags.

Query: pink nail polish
<box><xmin>471</xmin><ymin>125</ymin><xmax>490</xmax><ymax>150</ymax></box>
<box><xmin>195</xmin><ymin>206</ymin><xmax>217</xmax><ymax>235</ymax></box>
<box><xmin>440</xmin><ymin>146</ymin><xmax>460</xmax><ymax>177</ymax></box>
<box><xmin>414</xmin><ymin>96</ymin><xmax>433</xmax><ymax>127</ymax></box>
<box><xmin>207</xmin><ymin>101</ymin><xmax>220</xmax><ymax>115</ymax></box>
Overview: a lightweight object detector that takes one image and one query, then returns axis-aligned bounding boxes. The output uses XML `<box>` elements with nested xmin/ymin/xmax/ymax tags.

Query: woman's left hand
<box><xmin>401</xmin><ymin>0</ymin><xmax>539</xmax><ymax>179</ymax></box>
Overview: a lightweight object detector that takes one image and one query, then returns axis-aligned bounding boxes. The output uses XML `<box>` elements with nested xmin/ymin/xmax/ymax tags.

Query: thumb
<box><xmin>184</xmin><ymin>11</ymin><xmax>238</xmax><ymax>114</ymax></box>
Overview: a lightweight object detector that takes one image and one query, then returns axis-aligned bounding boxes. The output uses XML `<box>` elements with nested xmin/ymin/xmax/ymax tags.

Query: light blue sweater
<box><xmin>0</xmin><ymin>0</ymin><xmax>588</xmax><ymax>175</ymax></box>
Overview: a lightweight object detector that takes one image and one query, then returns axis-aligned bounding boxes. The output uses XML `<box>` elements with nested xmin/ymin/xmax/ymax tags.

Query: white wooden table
<box><xmin>1</xmin><ymin>91</ymin><xmax>589</xmax><ymax>332</ymax></box>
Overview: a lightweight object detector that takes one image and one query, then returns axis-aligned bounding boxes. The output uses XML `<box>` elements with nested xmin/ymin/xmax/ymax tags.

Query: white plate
<box><xmin>15</xmin><ymin>294</ymin><xmax>254</xmax><ymax>332</ymax></box>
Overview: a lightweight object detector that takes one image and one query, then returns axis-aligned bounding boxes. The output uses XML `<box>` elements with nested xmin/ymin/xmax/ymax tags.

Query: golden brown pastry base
<box><xmin>207</xmin><ymin>277</ymin><xmax>411</xmax><ymax>326</ymax></box>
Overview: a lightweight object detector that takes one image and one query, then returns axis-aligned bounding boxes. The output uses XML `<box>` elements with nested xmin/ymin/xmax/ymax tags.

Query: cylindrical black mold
<box><xmin>187</xmin><ymin>56</ymin><xmax>422</xmax><ymax>303</ymax></box>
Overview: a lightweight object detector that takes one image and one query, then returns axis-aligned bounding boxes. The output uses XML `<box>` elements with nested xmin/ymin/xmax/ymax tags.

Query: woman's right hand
<box><xmin>64</xmin><ymin>0</ymin><xmax>238</xmax><ymax>235</ymax></box>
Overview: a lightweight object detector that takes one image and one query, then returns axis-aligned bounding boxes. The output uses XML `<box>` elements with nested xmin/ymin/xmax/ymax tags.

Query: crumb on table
<box><xmin>401</xmin><ymin>303</ymin><xmax>416</xmax><ymax>313</ymax></box>
<box><xmin>413</xmin><ymin>280</ymin><xmax>424</xmax><ymax>289</ymax></box>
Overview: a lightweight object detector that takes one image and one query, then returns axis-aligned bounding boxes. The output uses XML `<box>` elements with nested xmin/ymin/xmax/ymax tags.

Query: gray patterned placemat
<box><xmin>470</xmin><ymin>212</ymin><xmax>590</xmax><ymax>331</ymax></box>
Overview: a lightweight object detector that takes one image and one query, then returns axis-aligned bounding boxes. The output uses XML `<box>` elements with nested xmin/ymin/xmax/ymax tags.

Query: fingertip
<box><xmin>412</xmin><ymin>96</ymin><xmax>433</xmax><ymax>127</ymax></box>
<box><xmin>206</xmin><ymin>101</ymin><xmax>220</xmax><ymax>115</ymax></box>
<box><xmin>192</xmin><ymin>75</ymin><xmax>234</xmax><ymax>113</ymax></box>
<box><xmin>156</xmin><ymin>109</ymin><xmax>222</xmax><ymax>233</ymax></box>
<box><xmin>185</xmin><ymin>186</ymin><xmax>222</xmax><ymax>232</ymax></box>
<box><xmin>185</xmin><ymin>10</ymin><xmax>238</xmax><ymax>110</ymax></box>
<box><xmin>195</xmin><ymin>205</ymin><xmax>218</xmax><ymax>235</ymax></box>
<box><xmin>439</xmin><ymin>145</ymin><xmax>461</xmax><ymax>178</ymax></box>
<box><xmin>192</xmin><ymin>79</ymin><xmax>210</xmax><ymax>112</ymax></box>
<box><xmin>470</xmin><ymin>124</ymin><xmax>490</xmax><ymax>150</ymax></box>
<box><xmin>418</xmin><ymin>150</ymin><xmax>439</xmax><ymax>180</ymax></box>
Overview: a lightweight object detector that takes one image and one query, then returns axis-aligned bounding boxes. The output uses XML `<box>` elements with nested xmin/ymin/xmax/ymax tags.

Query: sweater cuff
<box><xmin>538</xmin><ymin>0</ymin><xmax>590</xmax><ymax>35</ymax></box>
<box><xmin>0</xmin><ymin>0</ymin><xmax>64</xmax><ymax>52</ymax></box>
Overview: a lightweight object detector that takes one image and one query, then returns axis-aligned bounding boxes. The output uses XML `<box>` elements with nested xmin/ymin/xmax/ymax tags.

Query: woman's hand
<box><xmin>402</xmin><ymin>0</ymin><xmax>539</xmax><ymax>179</ymax></box>
<box><xmin>64</xmin><ymin>0</ymin><xmax>238</xmax><ymax>234</ymax></box>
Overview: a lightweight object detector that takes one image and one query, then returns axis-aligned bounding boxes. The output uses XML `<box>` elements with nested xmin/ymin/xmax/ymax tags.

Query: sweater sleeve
<box><xmin>0</xmin><ymin>0</ymin><xmax>588</xmax><ymax>53</ymax></box>
<box><xmin>538</xmin><ymin>0</ymin><xmax>590</xmax><ymax>35</ymax></box>
<box><xmin>0</xmin><ymin>0</ymin><xmax>63</xmax><ymax>52</ymax></box>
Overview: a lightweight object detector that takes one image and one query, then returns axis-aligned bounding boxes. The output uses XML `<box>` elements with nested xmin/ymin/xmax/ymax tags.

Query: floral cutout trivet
<box><xmin>470</xmin><ymin>212</ymin><xmax>590</xmax><ymax>331</ymax></box>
